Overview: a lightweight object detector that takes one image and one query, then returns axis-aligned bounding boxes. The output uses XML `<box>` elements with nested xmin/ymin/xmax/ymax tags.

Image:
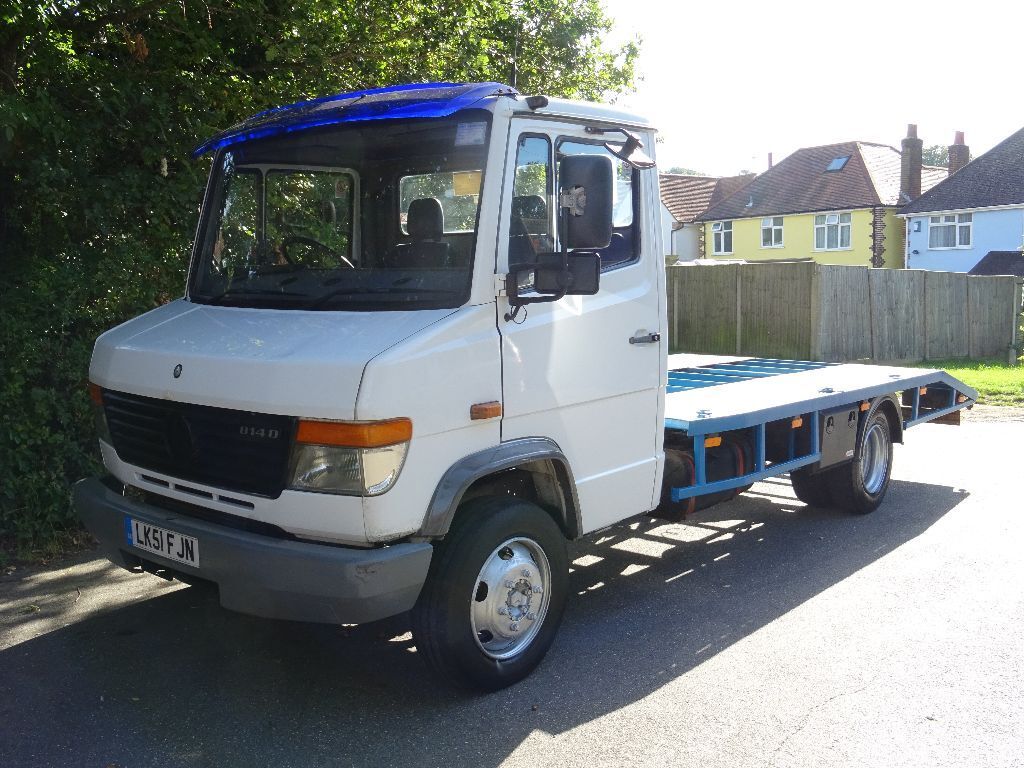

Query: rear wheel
<box><xmin>827</xmin><ymin>410</ymin><xmax>894</xmax><ymax>514</ymax></box>
<box><xmin>411</xmin><ymin>496</ymin><xmax>568</xmax><ymax>691</ymax></box>
<box><xmin>790</xmin><ymin>467</ymin><xmax>833</xmax><ymax>508</ymax></box>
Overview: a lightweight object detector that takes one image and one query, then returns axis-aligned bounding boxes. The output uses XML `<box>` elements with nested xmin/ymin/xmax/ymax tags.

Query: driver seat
<box><xmin>388</xmin><ymin>198</ymin><xmax>451</xmax><ymax>268</ymax></box>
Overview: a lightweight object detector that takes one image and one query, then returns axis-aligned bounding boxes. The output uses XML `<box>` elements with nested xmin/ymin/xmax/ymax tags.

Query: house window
<box><xmin>928</xmin><ymin>213</ymin><xmax>972</xmax><ymax>248</ymax></box>
<box><xmin>761</xmin><ymin>216</ymin><xmax>783</xmax><ymax>247</ymax></box>
<box><xmin>712</xmin><ymin>221</ymin><xmax>733</xmax><ymax>254</ymax></box>
<box><xmin>814</xmin><ymin>212</ymin><xmax>851</xmax><ymax>250</ymax></box>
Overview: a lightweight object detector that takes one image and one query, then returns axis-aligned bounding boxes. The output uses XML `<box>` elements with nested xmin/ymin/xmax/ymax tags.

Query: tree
<box><xmin>0</xmin><ymin>0</ymin><xmax>638</xmax><ymax>550</ymax></box>
<box><xmin>922</xmin><ymin>145</ymin><xmax>949</xmax><ymax>167</ymax></box>
<box><xmin>665</xmin><ymin>167</ymin><xmax>709</xmax><ymax>176</ymax></box>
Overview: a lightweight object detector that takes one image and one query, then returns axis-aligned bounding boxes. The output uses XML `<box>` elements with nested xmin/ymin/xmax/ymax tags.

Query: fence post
<box><xmin>809</xmin><ymin>263</ymin><xmax>822</xmax><ymax>361</ymax></box>
<box><xmin>966</xmin><ymin>277</ymin><xmax>975</xmax><ymax>359</ymax></box>
<box><xmin>868</xmin><ymin>269</ymin><xmax>877</xmax><ymax>361</ymax></box>
<box><xmin>1011</xmin><ymin>278</ymin><xmax>1023</xmax><ymax>365</ymax></box>
<box><xmin>735</xmin><ymin>266</ymin><xmax>742</xmax><ymax>355</ymax></box>
<box><xmin>923</xmin><ymin>272</ymin><xmax>930</xmax><ymax>361</ymax></box>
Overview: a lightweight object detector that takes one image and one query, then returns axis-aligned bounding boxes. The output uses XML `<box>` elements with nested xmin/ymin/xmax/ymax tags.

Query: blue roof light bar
<box><xmin>192</xmin><ymin>81</ymin><xmax>518</xmax><ymax>157</ymax></box>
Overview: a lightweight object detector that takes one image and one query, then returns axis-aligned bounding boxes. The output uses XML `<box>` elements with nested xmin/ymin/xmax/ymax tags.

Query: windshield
<box><xmin>189</xmin><ymin>114</ymin><xmax>491</xmax><ymax>310</ymax></box>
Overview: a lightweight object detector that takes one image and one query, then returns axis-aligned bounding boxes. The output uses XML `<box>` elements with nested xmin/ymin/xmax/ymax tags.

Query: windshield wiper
<box><xmin>306</xmin><ymin>284</ymin><xmax>454</xmax><ymax>310</ymax></box>
<box><xmin>202</xmin><ymin>288</ymin><xmax>308</xmax><ymax>305</ymax></box>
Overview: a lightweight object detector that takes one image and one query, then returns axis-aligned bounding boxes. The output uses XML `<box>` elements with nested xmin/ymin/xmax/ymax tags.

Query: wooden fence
<box><xmin>666</xmin><ymin>262</ymin><xmax>1023</xmax><ymax>363</ymax></box>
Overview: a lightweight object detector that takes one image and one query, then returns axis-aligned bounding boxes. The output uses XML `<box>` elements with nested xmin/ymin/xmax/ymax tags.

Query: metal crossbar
<box><xmin>670</xmin><ymin>412</ymin><xmax>822</xmax><ymax>502</ymax></box>
<box><xmin>667</xmin><ymin>358</ymin><xmax>834</xmax><ymax>394</ymax></box>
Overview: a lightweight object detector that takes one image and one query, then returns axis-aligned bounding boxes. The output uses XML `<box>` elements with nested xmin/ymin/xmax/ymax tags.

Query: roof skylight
<box><xmin>825</xmin><ymin>155</ymin><xmax>851</xmax><ymax>172</ymax></box>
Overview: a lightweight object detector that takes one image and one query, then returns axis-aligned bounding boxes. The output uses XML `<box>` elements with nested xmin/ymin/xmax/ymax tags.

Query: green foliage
<box><xmin>918</xmin><ymin>359</ymin><xmax>1024</xmax><ymax>407</ymax></box>
<box><xmin>0</xmin><ymin>0</ymin><xmax>636</xmax><ymax>549</ymax></box>
<box><xmin>922</xmin><ymin>145</ymin><xmax>949</xmax><ymax>167</ymax></box>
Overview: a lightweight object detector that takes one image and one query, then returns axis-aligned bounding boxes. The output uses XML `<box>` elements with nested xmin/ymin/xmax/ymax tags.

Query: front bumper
<box><xmin>73</xmin><ymin>477</ymin><xmax>432</xmax><ymax>624</ymax></box>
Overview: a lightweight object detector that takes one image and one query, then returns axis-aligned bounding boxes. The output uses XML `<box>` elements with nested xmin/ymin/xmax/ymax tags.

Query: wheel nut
<box><xmin>527</xmin><ymin>612</ymin><xmax>537</xmax><ymax>621</ymax></box>
<box><xmin>532</xmin><ymin>585</ymin><xmax>543</xmax><ymax>594</ymax></box>
<box><xmin>504</xmin><ymin>581</ymin><xmax>515</xmax><ymax>589</ymax></box>
<box><xmin>521</xmin><ymin>569</ymin><xmax>531</xmax><ymax>578</ymax></box>
<box><xmin>497</xmin><ymin>606</ymin><xmax>508</xmax><ymax>615</ymax></box>
<box><xmin>510</xmin><ymin>622</ymin><xmax>520</xmax><ymax>632</ymax></box>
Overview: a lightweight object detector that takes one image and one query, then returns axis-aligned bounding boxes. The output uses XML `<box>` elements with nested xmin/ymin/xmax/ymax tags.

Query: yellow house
<box><xmin>697</xmin><ymin>128</ymin><xmax>947</xmax><ymax>268</ymax></box>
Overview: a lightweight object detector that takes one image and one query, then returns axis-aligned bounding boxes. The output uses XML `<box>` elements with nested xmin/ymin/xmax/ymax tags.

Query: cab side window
<box><xmin>508</xmin><ymin>135</ymin><xmax>553</xmax><ymax>272</ymax></box>
<box><xmin>558</xmin><ymin>140</ymin><xmax>639</xmax><ymax>270</ymax></box>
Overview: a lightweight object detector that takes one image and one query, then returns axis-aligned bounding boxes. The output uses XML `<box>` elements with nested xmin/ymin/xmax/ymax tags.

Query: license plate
<box><xmin>125</xmin><ymin>517</ymin><xmax>200</xmax><ymax>567</ymax></box>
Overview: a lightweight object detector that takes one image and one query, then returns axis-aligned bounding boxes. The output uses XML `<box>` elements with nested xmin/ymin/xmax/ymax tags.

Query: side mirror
<box><xmin>533</xmin><ymin>252</ymin><xmax>600</xmax><ymax>295</ymax></box>
<box><xmin>506</xmin><ymin>252</ymin><xmax>601</xmax><ymax>311</ymax></box>
<box><xmin>559</xmin><ymin>154</ymin><xmax>613</xmax><ymax>250</ymax></box>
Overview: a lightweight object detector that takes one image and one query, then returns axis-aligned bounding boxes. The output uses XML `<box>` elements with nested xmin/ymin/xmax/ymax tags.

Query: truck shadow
<box><xmin>0</xmin><ymin>477</ymin><xmax>966</xmax><ymax>767</ymax></box>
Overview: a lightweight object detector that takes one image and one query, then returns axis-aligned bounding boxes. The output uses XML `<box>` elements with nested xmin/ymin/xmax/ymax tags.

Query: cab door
<box><xmin>497</xmin><ymin>120</ymin><xmax>664</xmax><ymax>533</ymax></box>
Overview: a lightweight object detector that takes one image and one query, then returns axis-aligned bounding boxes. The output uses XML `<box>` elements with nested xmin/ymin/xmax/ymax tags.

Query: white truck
<box><xmin>75</xmin><ymin>82</ymin><xmax>975</xmax><ymax>690</ymax></box>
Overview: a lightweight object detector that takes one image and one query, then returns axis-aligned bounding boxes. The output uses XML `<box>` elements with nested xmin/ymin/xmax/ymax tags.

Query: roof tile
<box><xmin>660</xmin><ymin>173</ymin><xmax>754</xmax><ymax>224</ymax></box>
<box><xmin>968</xmin><ymin>250</ymin><xmax>1024</xmax><ymax>277</ymax></box>
<box><xmin>698</xmin><ymin>142</ymin><xmax>947</xmax><ymax>221</ymax></box>
<box><xmin>901</xmin><ymin>126</ymin><xmax>1024</xmax><ymax>214</ymax></box>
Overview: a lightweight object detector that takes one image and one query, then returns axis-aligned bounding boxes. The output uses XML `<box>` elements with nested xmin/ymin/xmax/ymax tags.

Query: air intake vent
<box><xmin>102</xmin><ymin>390</ymin><xmax>296</xmax><ymax>498</ymax></box>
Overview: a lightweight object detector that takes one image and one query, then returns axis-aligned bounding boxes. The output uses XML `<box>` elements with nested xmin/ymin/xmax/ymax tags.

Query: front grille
<box><xmin>102</xmin><ymin>389</ymin><xmax>296</xmax><ymax>498</ymax></box>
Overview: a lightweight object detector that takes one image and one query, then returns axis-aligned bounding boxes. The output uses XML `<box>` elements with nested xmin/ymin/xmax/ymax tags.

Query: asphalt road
<box><xmin>2</xmin><ymin>417</ymin><xmax>1022</xmax><ymax>768</ymax></box>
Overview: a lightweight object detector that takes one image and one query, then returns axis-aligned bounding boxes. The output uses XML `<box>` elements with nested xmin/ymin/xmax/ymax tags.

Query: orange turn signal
<box><xmin>957</xmin><ymin>394</ymin><xmax>968</xmax><ymax>403</ymax></box>
<box><xmin>704</xmin><ymin>436</ymin><xmax>722</xmax><ymax>448</ymax></box>
<box><xmin>919</xmin><ymin>387</ymin><xmax>928</xmax><ymax>395</ymax></box>
<box><xmin>296</xmin><ymin>418</ymin><xmax>412</xmax><ymax>448</ymax></box>
<box><xmin>860</xmin><ymin>401</ymin><xmax>870</xmax><ymax>412</ymax></box>
<box><xmin>791</xmin><ymin>417</ymin><xmax>803</xmax><ymax>429</ymax></box>
<box><xmin>88</xmin><ymin>382</ymin><xmax>104</xmax><ymax>406</ymax></box>
<box><xmin>470</xmin><ymin>401</ymin><xmax>502</xmax><ymax>420</ymax></box>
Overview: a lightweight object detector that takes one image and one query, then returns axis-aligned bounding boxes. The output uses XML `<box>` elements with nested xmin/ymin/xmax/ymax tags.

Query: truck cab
<box><xmin>77</xmin><ymin>83</ymin><xmax>667</xmax><ymax>689</ymax></box>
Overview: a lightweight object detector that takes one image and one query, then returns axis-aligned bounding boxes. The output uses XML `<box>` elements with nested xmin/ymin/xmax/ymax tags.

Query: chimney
<box><xmin>948</xmin><ymin>131</ymin><xmax>970</xmax><ymax>175</ymax></box>
<box><xmin>768</xmin><ymin>152</ymin><xmax>773</xmax><ymax>169</ymax></box>
<box><xmin>900</xmin><ymin>123</ymin><xmax>923</xmax><ymax>202</ymax></box>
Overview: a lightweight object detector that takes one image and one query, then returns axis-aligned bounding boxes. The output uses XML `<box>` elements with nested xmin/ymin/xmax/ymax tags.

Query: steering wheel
<box><xmin>279</xmin><ymin>235</ymin><xmax>355</xmax><ymax>269</ymax></box>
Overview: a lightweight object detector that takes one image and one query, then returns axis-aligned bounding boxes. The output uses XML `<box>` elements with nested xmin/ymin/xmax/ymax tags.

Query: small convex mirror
<box><xmin>533</xmin><ymin>253</ymin><xmax>600</xmax><ymax>295</ymax></box>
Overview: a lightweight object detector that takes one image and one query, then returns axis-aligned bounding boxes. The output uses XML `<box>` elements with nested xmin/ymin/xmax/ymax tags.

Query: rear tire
<box><xmin>827</xmin><ymin>410</ymin><xmax>894</xmax><ymax>515</ymax></box>
<box><xmin>411</xmin><ymin>496</ymin><xmax>568</xmax><ymax>691</ymax></box>
<box><xmin>790</xmin><ymin>467</ymin><xmax>834</xmax><ymax>508</ymax></box>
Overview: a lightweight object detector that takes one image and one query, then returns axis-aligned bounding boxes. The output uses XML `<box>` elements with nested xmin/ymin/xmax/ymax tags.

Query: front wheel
<box><xmin>411</xmin><ymin>497</ymin><xmax>568</xmax><ymax>691</ymax></box>
<box><xmin>827</xmin><ymin>410</ymin><xmax>894</xmax><ymax>514</ymax></box>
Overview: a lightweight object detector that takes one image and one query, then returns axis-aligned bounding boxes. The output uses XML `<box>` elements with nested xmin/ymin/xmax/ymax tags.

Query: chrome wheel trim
<box><xmin>469</xmin><ymin>537</ymin><xmax>552</xmax><ymax>661</ymax></box>
<box><xmin>861</xmin><ymin>421</ymin><xmax>890</xmax><ymax>495</ymax></box>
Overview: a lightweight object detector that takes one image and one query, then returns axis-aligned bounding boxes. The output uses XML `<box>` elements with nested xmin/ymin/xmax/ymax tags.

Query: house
<box><xmin>900</xmin><ymin>126</ymin><xmax>1024</xmax><ymax>273</ymax></box>
<box><xmin>660</xmin><ymin>173</ymin><xmax>754</xmax><ymax>260</ymax></box>
<box><xmin>695</xmin><ymin>126</ymin><xmax>946</xmax><ymax>267</ymax></box>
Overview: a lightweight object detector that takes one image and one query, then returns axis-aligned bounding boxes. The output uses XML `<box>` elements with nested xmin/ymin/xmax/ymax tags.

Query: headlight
<box><xmin>288</xmin><ymin>418</ymin><xmax>411</xmax><ymax>496</ymax></box>
<box><xmin>88</xmin><ymin>382</ymin><xmax>112</xmax><ymax>445</ymax></box>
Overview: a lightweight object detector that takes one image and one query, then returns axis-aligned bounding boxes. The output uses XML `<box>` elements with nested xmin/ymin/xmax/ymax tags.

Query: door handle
<box><xmin>629</xmin><ymin>332</ymin><xmax>661</xmax><ymax>345</ymax></box>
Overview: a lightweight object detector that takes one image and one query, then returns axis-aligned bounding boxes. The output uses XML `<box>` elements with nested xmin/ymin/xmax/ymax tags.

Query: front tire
<box><xmin>411</xmin><ymin>496</ymin><xmax>568</xmax><ymax>691</ymax></box>
<box><xmin>827</xmin><ymin>410</ymin><xmax>894</xmax><ymax>514</ymax></box>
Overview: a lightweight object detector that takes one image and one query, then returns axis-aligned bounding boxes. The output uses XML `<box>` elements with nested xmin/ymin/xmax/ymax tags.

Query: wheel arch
<box><xmin>419</xmin><ymin>438</ymin><xmax>582</xmax><ymax>540</ymax></box>
<box><xmin>869</xmin><ymin>394</ymin><xmax>904</xmax><ymax>445</ymax></box>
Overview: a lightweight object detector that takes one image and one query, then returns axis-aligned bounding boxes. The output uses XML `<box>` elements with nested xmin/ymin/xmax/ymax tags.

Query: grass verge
<box><xmin>921</xmin><ymin>358</ymin><xmax>1024</xmax><ymax>407</ymax></box>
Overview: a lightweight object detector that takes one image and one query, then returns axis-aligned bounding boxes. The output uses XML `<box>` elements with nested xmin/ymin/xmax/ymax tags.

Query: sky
<box><xmin>599</xmin><ymin>0</ymin><xmax>1023</xmax><ymax>176</ymax></box>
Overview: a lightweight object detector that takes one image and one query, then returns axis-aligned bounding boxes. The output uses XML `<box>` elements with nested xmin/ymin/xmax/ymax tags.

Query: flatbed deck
<box><xmin>663</xmin><ymin>354</ymin><xmax>977</xmax><ymax>502</ymax></box>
